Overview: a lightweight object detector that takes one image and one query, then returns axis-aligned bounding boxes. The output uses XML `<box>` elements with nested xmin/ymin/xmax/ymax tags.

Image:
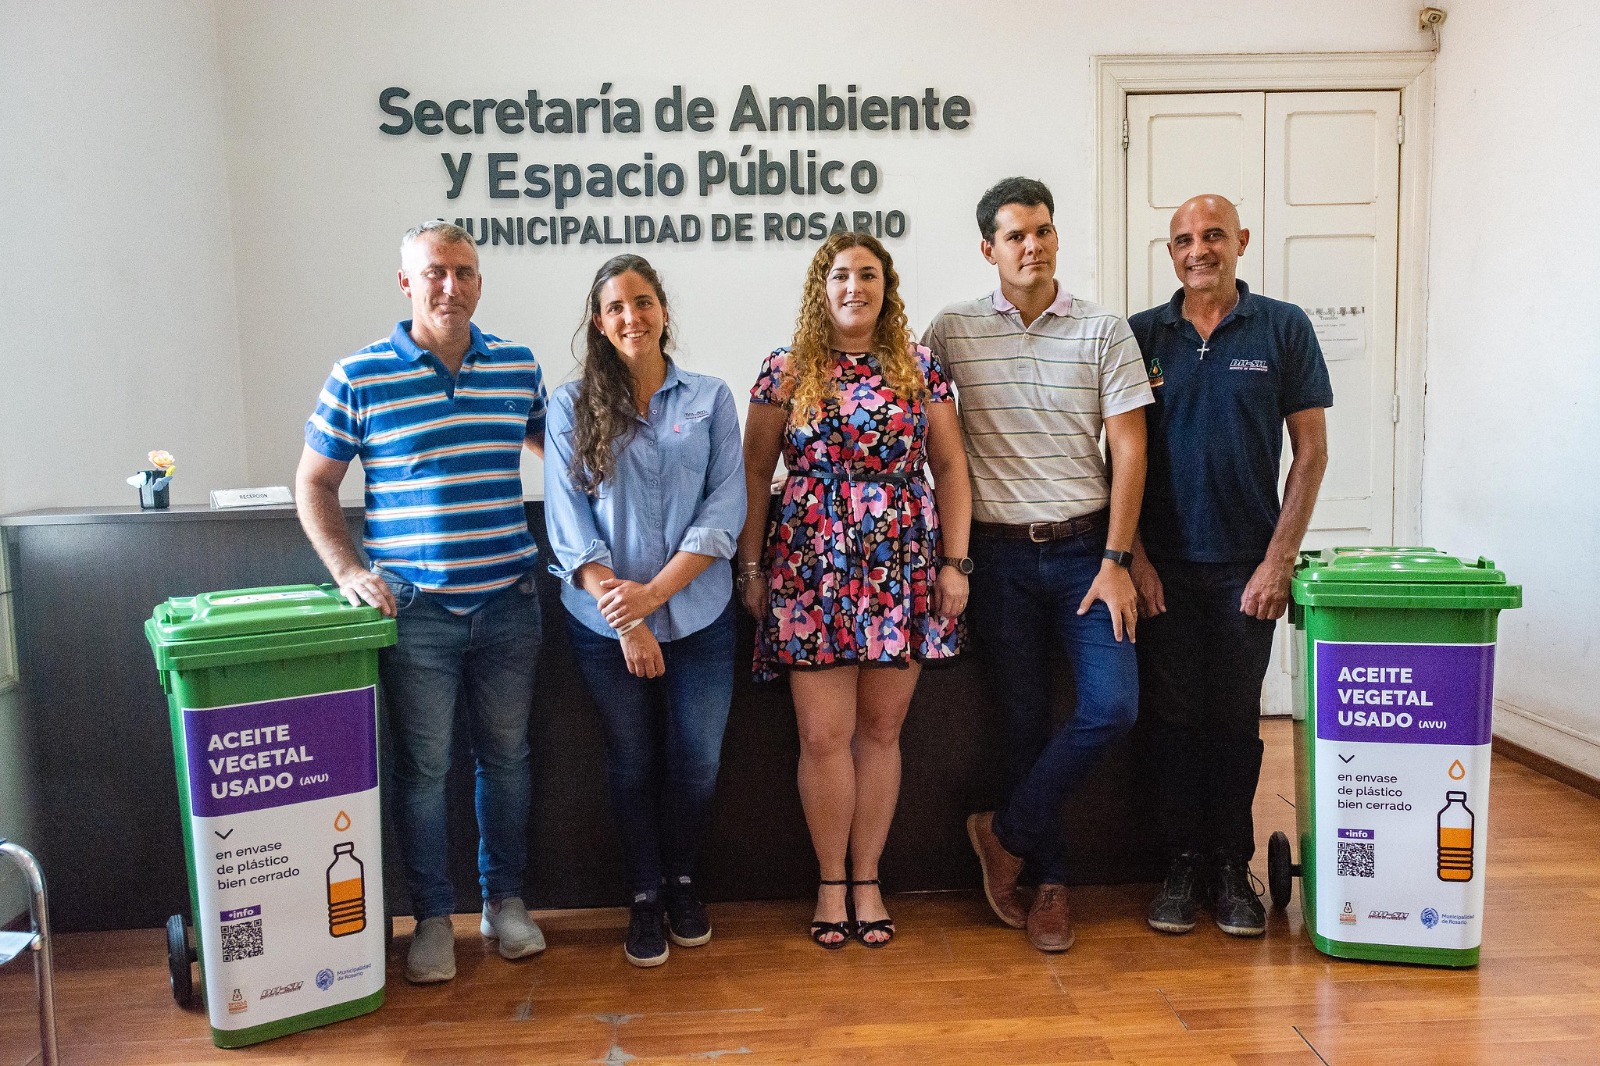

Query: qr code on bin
<box><xmin>221</xmin><ymin>918</ymin><xmax>264</xmax><ymax>962</ymax></box>
<box><xmin>1337</xmin><ymin>840</ymin><xmax>1375</xmax><ymax>878</ymax></box>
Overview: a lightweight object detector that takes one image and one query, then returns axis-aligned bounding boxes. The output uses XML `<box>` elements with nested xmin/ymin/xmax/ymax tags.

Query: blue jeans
<box><xmin>968</xmin><ymin>531</ymin><xmax>1139</xmax><ymax>883</ymax></box>
<box><xmin>564</xmin><ymin>603</ymin><xmax>735</xmax><ymax>898</ymax></box>
<box><xmin>1138</xmin><ymin>558</ymin><xmax>1276</xmax><ymax>862</ymax></box>
<box><xmin>378</xmin><ymin>573</ymin><xmax>541</xmax><ymax>919</ymax></box>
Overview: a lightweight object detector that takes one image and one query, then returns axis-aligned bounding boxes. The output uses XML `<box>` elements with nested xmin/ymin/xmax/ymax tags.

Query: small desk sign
<box><xmin>210</xmin><ymin>486</ymin><xmax>294</xmax><ymax>509</ymax></box>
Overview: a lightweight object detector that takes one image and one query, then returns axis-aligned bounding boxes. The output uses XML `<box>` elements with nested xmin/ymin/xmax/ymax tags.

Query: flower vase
<box><xmin>138</xmin><ymin>472</ymin><xmax>171</xmax><ymax>510</ymax></box>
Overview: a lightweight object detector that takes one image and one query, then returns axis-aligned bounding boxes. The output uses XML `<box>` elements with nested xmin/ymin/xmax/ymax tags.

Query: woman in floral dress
<box><xmin>736</xmin><ymin>231</ymin><xmax>971</xmax><ymax>948</ymax></box>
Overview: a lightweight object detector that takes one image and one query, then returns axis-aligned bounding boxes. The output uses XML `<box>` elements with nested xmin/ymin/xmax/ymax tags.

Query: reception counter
<box><xmin>2</xmin><ymin>503</ymin><xmax>1160</xmax><ymax>933</ymax></box>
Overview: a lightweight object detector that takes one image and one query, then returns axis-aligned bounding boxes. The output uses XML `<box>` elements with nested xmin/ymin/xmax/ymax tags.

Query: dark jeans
<box><xmin>378</xmin><ymin>574</ymin><xmax>541</xmax><ymax>920</ymax></box>
<box><xmin>969</xmin><ymin>530</ymin><xmax>1140</xmax><ymax>884</ymax></box>
<box><xmin>564</xmin><ymin>603</ymin><xmax>736</xmax><ymax>897</ymax></box>
<box><xmin>1138</xmin><ymin>558</ymin><xmax>1277</xmax><ymax>862</ymax></box>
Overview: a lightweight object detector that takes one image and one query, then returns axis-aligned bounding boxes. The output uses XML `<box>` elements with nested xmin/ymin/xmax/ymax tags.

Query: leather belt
<box><xmin>972</xmin><ymin>510</ymin><xmax>1109</xmax><ymax>543</ymax></box>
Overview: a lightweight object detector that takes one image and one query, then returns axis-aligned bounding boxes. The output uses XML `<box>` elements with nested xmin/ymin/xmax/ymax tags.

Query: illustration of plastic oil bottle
<box><xmin>326</xmin><ymin>842</ymin><xmax>366</xmax><ymax>936</ymax></box>
<box><xmin>1437</xmin><ymin>790</ymin><xmax>1475</xmax><ymax>882</ymax></box>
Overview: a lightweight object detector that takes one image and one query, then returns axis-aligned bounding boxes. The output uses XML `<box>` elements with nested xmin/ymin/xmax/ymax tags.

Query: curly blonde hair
<box><xmin>784</xmin><ymin>232</ymin><xmax>923</xmax><ymax>427</ymax></box>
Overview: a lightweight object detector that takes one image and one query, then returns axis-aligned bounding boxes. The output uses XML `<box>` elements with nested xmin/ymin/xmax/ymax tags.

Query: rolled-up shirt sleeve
<box><xmin>677</xmin><ymin>382</ymin><xmax>746</xmax><ymax>560</ymax></box>
<box><xmin>542</xmin><ymin>389</ymin><xmax>614</xmax><ymax>585</ymax></box>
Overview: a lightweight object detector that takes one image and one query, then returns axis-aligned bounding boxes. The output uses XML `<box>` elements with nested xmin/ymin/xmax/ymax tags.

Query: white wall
<box><xmin>0</xmin><ymin>0</ymin><xmax>249</xmax><ymax>514</ymax></box>
<box><xmin>1423</xmin><ymin>0</ymin><xmax>1600</xmax><ymax>775</ymax></box>
<box><xmin>213</xmin><ymin>0</ymin><xmax>1423</xmax><ymax>498</ymax></box>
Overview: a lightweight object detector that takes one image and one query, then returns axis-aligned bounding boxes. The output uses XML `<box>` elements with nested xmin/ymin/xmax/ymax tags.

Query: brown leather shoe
<box><xmin>966</xmin><ymin>812</ymin><xmax>1027</xmax><ymax>928</ymax></box>
<box><xmin>1026</xmin><ymin>883</ymin><xmax>1075</xmax><ymax>952</ymax></box>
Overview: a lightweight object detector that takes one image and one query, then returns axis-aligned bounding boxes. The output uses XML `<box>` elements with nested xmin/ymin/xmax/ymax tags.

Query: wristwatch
<box><xmin>1103</xmin><ymin>549</ymin><xmax>1134</xmax><ymax>568</ymax></box>
<box><xmin>939</xmin><ymin>556</ymin><xmax>975</xmax><ymax>575</ymax></box>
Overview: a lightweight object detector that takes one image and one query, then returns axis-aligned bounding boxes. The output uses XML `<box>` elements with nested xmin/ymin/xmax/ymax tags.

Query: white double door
<box><xmin>1125</xmin><ymin>90</ymin><xmax>1402</xmax><ymax>714</ymax></box>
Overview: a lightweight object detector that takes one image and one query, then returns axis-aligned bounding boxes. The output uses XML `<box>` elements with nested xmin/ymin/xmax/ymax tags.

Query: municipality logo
<box><xmin>316</xmin><ymin>968</ymin><xmax>335</xmax><ymax>991</ymax></box>
<box><xmin>1420</xmin><ymin>907</ymin><xmax>1440</xmax><ymax>929</ymax></box>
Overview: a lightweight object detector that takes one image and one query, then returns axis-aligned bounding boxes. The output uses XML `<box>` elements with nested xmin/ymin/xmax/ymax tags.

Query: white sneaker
<box><xmin>481</xmin><ymin>896</ymin><xmax>546</xmax><ymax>959</ymax></box>
<box><xmin>406</xmin><ymin>916</ymin><xmax>456</xmax><ymax>984</ymax></box>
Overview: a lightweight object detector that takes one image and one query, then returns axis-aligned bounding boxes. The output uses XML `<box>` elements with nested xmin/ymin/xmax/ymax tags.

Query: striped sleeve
<box><xmin>526</xmin><ymin>358</ymin><xmax>548</xmax><ymax>439</ymax></box>
<box><xmin>305</xmin><ymin>361</ymin><xmax>361</xmax><ymax>461</ymax></box>
<box><xmin>1099</xmin><ymin>317</ymin><xmax>1155</xmax><ymax>418</ymax></box>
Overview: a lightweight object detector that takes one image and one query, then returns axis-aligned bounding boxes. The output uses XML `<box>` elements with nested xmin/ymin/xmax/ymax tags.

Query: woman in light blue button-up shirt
<box><xmin>544</xmin><ymin>254</ymin><xmax>746</xmax><ymax>969</ymax></box>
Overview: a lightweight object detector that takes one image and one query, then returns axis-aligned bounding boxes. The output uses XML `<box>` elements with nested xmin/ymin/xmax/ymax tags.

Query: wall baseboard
<box><xmin>1492</xmin><ymin>699</ymin><xmax>1600</xmax><ymax>800</ymax></box>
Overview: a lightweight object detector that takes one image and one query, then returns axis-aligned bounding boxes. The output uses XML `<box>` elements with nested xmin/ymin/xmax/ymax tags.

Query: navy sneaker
<box><xmin>1212</xmin><ymin>857</ymin><xmax>1266</xmax><ymax>937</ymax></box>
<box><xmin>1147</xmin><ymin>851</ymin><xmax>1204</xmax><ymax>934</ymax></box>
<box><xmin>662</xmin><ymin>876</ymin><xmax>712</xmax><ymax>948</ymax></box>
<box><xmin>625</xmin><ymin>894</ymin><xmax>669</xmax><ymax>967</ymax></box>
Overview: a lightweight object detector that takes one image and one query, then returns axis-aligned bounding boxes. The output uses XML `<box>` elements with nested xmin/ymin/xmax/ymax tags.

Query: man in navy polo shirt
<box><xmin>1128</xmin><ymin>194</ymin><xmax>1331</xmax><ymax>938</ymax></box>
<box><xmin>295</xmin><ymin>220</ymin><xmax>549</xmax><ymax>983</ymax></box>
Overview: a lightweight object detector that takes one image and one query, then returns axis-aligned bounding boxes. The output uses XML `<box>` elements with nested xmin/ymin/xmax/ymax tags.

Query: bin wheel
<box><xmin>1267</xmin><ymin>831</ymin><xmax>1294</xmax><ymax>910</ymax></box>
<box><xmin>166</xmin><ymin>914</ymin><xmax>195</xmax><ymax>1009</ymax></box>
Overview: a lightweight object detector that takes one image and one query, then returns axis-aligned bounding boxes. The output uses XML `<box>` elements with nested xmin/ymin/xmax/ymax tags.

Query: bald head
<box><xmin>1167</xmin><ymin>194</ymin><xmax>1249</xmax><ymax>299</ymax></box>
<box><xmin>1171</xmin><ymin>195</ymin><xmax>1241</xmax><ymax>237</ymax></box>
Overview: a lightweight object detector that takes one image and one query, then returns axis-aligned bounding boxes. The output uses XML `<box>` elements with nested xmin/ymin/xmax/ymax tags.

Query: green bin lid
<box><xmin>1292</xmin><ymin>547</ymin><xmax>1522</xmax><ymax>609</ymax></box>
<box><xmin>148</xmin><ymin>584</ymin><xmax>386</xmax><ymax>642</ymax></box>
<box><xmin>146</xmin><ymin>584</ymin><xmax>395</xmax><ymax>673</ymax></box>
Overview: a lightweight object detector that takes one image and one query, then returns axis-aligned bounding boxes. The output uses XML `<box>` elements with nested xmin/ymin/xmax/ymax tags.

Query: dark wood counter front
<box><xmin>3</xmin><ymin>504</ymin><xmax>1159</xmax><ymax>933</ymax></box>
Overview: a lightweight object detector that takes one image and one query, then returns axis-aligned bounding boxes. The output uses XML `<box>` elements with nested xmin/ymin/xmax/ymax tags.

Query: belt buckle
<box><xmin>1028</xmin><ymin>522</ymin><xmax>1051</xmax><ymax>543</ymax></box>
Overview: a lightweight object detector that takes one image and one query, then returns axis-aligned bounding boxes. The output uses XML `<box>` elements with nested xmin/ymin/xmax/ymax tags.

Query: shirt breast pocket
<box><xmin>666</xmin><ymin>409</ymin><xmax>713</xmax><ymax>473</ymax></box>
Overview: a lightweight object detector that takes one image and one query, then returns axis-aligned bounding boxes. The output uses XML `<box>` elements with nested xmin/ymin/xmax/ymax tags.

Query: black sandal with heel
<box><xmin>810</xmin><ymin>879</ymin><xmax>851</xmax><ymax>950</ymax></box>
<box><xmin>850</xmin><ymin>879</ymin><xmax>895</xmax><ymax>947</ymax></box>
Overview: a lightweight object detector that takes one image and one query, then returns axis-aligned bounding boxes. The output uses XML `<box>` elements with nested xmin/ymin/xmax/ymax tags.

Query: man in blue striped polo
<box><xmin>923</xmin><ymin>177</ymin><xmax>1152</xmax><ymax>954</ymax></box>
<box><xmin>295</xmin><ymin>220</ymin><xmax>548</xmax><ymax>984</ymax></box>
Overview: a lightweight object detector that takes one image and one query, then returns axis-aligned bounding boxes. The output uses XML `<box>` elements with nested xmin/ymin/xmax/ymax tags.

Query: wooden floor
<box><xmin>5</xmin><ymin>720</ymin><xmax>1600</xmax><ymax>1065</ymax></box>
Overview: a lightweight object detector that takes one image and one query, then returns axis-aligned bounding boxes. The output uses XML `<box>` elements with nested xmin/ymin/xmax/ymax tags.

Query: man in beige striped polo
<box><xmin>923</xmin><ymin>176</ymin><xmax>1152</xmax><ymax>954</ymax></box>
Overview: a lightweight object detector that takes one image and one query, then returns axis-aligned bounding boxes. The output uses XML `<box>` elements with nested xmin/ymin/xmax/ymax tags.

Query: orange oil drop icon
<box><xmin>333</xmin><ymin>810</ymin><xmax>351</xmax><ymax>832</ymax></box>
<box><xmin>326</xmin><ymin>842</ymin><xmax>367</xmax><ymax>937</ymax></box>
<box><xmin>1436</xmin><ymin>790</ymin><xmax>1475</xmax><ymax>882</ymax></box>
<box><xmin>1448</xmin><ymin>760</ymin><xmax>1466</xmax><ymax>781</ymax></box>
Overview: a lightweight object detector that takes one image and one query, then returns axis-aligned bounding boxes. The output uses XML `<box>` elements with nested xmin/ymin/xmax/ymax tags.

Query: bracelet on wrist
<box><xmin>616</xmin><ymin>619</ymin><xmax>642</xmax><ymax>637</ymax></box>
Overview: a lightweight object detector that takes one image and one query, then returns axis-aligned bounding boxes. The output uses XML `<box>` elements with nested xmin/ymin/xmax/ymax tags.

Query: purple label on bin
<box><xmin>1316</xmin><ymin>642</ymin><xmax>1494</xmax><ymax>746</ymax></box>
<box><xmin>221</xmin><ymin>906</ymin><xmax>260</xmax><ymax>922</ymax></box>
<box><xmin>1338</xmin><ymin>828</ymin><xmax>1375</xmax><ymax>840</ymax></box>
<box><xmin>182</xmin><ymin>687</ymin><xmax>377</xmax><ymax>818</ymax></box>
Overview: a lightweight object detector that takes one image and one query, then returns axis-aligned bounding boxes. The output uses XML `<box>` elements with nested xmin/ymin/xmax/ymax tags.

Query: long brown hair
<box><xmin>569</xmin><ymin>254</ymin><xmax>673</xmax><ymax>494</ymax></box>
<box><xmin>785</xmin><ymin>232</ymin><xmax>922</xmax><ymax>427</ymax></box>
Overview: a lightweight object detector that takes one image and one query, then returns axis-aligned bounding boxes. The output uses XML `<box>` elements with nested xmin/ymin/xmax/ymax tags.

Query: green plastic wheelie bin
<box><xmin>1269</xmin><ymin>548</ymin><xmax>1521</xmax><ymax>967</ymax></box>
<box><xmin>146</xmin><ymin>585</ymin><xmax>395</xmax><ymax>1046</ymax></box>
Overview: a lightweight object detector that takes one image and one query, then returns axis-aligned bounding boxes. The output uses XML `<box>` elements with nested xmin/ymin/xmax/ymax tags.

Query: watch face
<box><xmin>944</xmin><ymin>556</ymin><xmax>973</xmax><ymax>574</ymax></box>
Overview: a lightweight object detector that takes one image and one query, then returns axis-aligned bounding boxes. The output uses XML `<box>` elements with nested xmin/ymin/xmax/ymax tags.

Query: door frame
<box><xmin>1093</xmin><ymin>52</ymin><xmax>1435</xmax><ymax>545</ymax></box>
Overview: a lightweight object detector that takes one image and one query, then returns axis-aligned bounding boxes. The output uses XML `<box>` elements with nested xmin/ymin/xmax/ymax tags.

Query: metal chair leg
<box><xmin>0</xmin><ymin>839</ymin><xmax>59</xmax><ymax>1066</ymax></box>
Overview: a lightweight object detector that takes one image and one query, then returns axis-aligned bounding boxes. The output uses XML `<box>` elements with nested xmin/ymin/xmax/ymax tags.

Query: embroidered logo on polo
<box><xmin>1147</xmin><ymin>358</ymin><xmax>1164</xmax><ymax>388</ymax></box>
<box><xmin>1229</xmin><ymin>359</ymin><xmax>1269</xmax><ymax>372</ymax></box>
